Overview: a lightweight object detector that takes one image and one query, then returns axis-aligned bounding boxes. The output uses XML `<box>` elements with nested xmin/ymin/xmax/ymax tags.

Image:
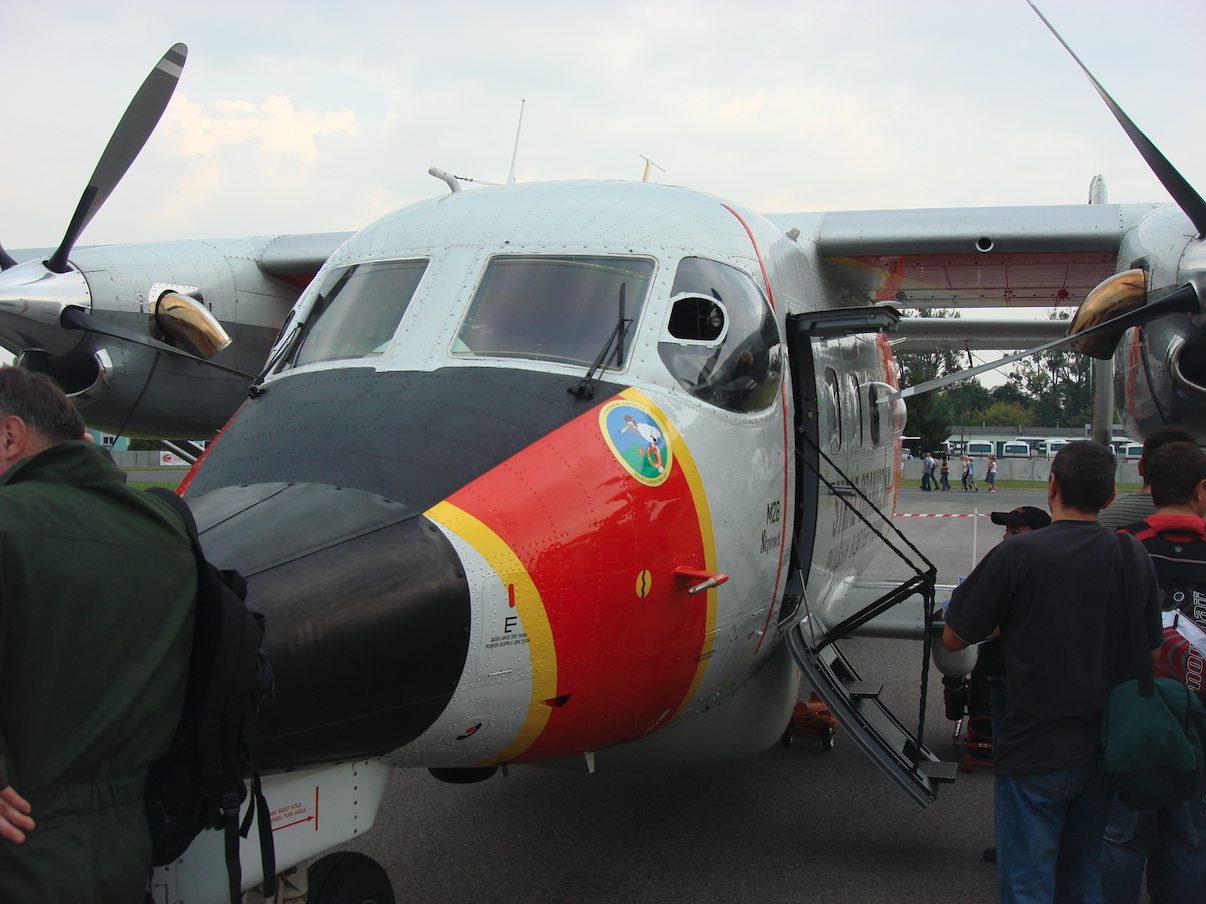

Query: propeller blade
<box><xmin>0</xmin><ymin>242</ymin><xmax>17</xmax><ymax>271</ymax></box>
<box><xmin>888</xmin><ymin>284</ymin><xmax>1200</xmax><ymax>402</ymax></box>
<box><xmin>46</xmin><ymin>44</ymin><xmax>188</xmax><ymax>274</ymax></box>
<box><xmin>59</xmin><ymin>307</ymin><xmax>253</xmax><ymax>379</ymax></box>
<box><xmin>1027</xmin><ymin>2</ymin><xmax>1206</xmax><ymax>236</ymax></box>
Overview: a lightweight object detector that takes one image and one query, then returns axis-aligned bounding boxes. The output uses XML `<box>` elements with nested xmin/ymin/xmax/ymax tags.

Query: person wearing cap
<box><xmin>1097</xmin><ymin>426</ymin><xmax>1195</xmax><ymax>530</ymax></box>
<box><xmin>943</xmin><ymin>442</ymin><xmax>1162</xmax><ymax>904</ymax></box>
<box><xmin>992</xmin><ymin>505</ymin><xmax>1053</xmax><ymax>540</ymax></box>
<box><xmin>977</xmin><ymin>506</ymin><xmax>1052</xmax><ymax>865</ymax></box>
<box><xmin>980</xmin><ymin>507</ymin><xmax>1054</xmax><ymax>743</ymax></box>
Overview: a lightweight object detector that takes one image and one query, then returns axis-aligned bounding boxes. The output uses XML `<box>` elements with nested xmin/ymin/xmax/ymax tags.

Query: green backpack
<box><xmin>1101</xmin><ymin>533</ymin><xmax>1206</xmax><ymax>811</ymax></box>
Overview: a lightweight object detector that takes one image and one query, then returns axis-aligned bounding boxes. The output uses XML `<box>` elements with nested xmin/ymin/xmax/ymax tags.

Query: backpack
<box><xmin>1123</xmin><ymin>518</ymin><xmax>1206</xmax><ymax>624</ymax></box>
<box><xmin>143</xmin><ymin>487</ymin><xmax>277</xmax><ymax>902</ymax></box>
<box><xmin>1100</xmin><ymin>532</ymin><xmax>1206</xmax><ymax>810</ymax></box>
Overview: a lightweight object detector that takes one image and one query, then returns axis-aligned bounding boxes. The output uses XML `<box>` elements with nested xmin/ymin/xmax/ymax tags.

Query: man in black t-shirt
<box><xmin>944</xmin><ymin>442</ymin><xmax>1163</xmax><ymax>904</ymax></box>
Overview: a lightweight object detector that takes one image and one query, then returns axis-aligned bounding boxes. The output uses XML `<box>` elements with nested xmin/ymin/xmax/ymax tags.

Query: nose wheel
<box><xmin>308</xmin><ymin>852</ymin><xmax>395</xmax><ymax>904</ymax></box>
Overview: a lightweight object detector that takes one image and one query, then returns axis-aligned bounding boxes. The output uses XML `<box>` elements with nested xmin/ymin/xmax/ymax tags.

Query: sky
<box><xmin>3</xmin><ymin>0</ymin><xmax>1204</xmax><ymax>253</ymax></box>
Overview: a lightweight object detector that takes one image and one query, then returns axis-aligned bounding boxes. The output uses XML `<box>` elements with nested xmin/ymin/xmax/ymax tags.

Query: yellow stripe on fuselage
<box><xmin>619</xmin><ymin>388</ymin><xmax>717</xmax><ymax>719</ymax></box>
<box><xmin>426</xmin><ymin>500</ymin><xmax>557</xmax><ymax>763</ymax></box>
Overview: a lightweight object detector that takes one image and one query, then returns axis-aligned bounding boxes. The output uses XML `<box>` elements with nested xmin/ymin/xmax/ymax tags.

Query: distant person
<box><xmin>940</xmin><ymin>455</ymin><xmax>951</xmax><ymax>491</ymax></box>
<box><xmin>943</xmin><ymin>441</ymin><xmax>1162</xmax><ymax>904</ymax></box>
<box><xmin>966</xmin><ymin>456</ymin><xmax>978</xmax><ymax>492</ymax></box>
<box><xmin>986</xmin><ymin>454</ymin><xmax>998</xmax><ymax>492</ymax></box>
<box><xmin>1097</xmin><ymin>426</ymin><xmax>1196</xmax><ymax>530</ymax></box>
<box><xmin>921</xmin><ymin>451</ymin><xmax>935</xmax><ymax>491</ymax></box>
<box><xmin>977</xmin><ymin>506</ymin><xmax>1053</xmax><ymax>866</ymax></box>
<box><xmin>1097</xmin><ymin>441</ymin><xmax>1206</xmax><ymax>904</ymax></box>
<box><xmin>0</xmin><ymin>367</ymin><xmax>196</xmax><ymax>904</ymax></box>
<box><xmin>962</xmin><ymin>455</ymin><xmax>970</xmax><ymax>491</ymax></box>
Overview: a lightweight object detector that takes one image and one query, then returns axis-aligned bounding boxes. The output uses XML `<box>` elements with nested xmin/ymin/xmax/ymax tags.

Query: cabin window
<box><xmin>824</xmin><ymin>367</ymin><xmax>841</xmax><ymax>452</ymax></box>
<box><xmin>658</xmin><ymin>257</ymin><xmax>782</xmax><ymax>413</ymax></box>
<box><xmin>850</xmin><ymin>374</ymin><xmax>863</xmax><ymax>446</ymax></box>
<box><xmin>286</xmin><ymin>259</ymin><xmax>428</xmax><ymax>368</ymax></box>
<box><xmin>868</xmin><ymin>384</ymin><xmax>881</xmax><ymax>446</ymax></box>
<box><xmin>452</xmin><ymin>255</ymin><xmax>654</xmax><ymax>368</ymax></box>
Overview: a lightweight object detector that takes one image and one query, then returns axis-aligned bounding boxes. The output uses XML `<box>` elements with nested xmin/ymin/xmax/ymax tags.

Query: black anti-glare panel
<box><xmin>189</xmin><ymin>483</ymin><xmax>470</xmax><ymax>769</ymax></box>
<box><xmin>186</xmin><ymin>367</ymin><xmax>624</xmax><ymax>509</ymax></box>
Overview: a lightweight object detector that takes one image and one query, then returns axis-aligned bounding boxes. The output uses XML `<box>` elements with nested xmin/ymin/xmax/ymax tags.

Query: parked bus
<box><xmin>966</xmin><ymin>441</ymin><xmax>994</xmax><ymax>458</ymax></box>
<box><xmin>1001</xmin><ymin>441</ymin><xmax>1032</xmax><ymax>458</ymax></box>
<box><xmin>1015</xmin><ymin>436</ymin><xmax>1048</xmax><ymax>456</ymax></box>
<box><xmin>1047</xmin><ymin>439</ymin><xmax>1070</xmax><ymax>458</ymax></box>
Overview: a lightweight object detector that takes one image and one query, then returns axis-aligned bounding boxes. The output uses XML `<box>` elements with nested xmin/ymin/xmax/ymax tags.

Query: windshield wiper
<box><xmin>249</xmin><ymin>312</ymin><xmax>303</xmax><ymax>397</ymax></box>
<box><xmin>570</xmin><ymin>282</ymin><xmax>631</xmax><ymax>399</ymax></box>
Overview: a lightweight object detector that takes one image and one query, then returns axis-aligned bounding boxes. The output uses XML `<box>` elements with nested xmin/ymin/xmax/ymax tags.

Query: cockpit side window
<box><xmin>452</xmin><ymin>255</ymin><xmax>655</xmax><ymax>368</ymax></box>
<box><xmin>658</xmin><ymin>257</ymin><xmax>782</xmax><ymax>412</ymax></box>
<box><xmin>284</xmin><ymin>259</ymin><xmax>428</xmax><ymax>369</ymax></box>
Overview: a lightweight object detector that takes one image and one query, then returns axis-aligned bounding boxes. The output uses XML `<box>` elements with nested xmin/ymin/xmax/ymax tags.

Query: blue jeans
<box><xmin>995</xmin><ymin>752</ymin><xmax>1114</xmax><ymax>904</ymax></box>
<box><xmin>1095</xmin><ymin>780</ymin><xmax>1206</xmax><ymax>904</ymax></box>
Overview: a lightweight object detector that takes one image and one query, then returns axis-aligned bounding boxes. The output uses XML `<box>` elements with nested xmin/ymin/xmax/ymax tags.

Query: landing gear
<box><xmin>308</xmin><ymin>852</ymin><xmax>395</xmax><ymax>904</ymax></box>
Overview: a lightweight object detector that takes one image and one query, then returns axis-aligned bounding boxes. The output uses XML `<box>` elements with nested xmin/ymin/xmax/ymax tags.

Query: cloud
<box><xmin>164</xmin><ymin>92</ymin><xmax>361</xmax><ymax>176</ymax></box>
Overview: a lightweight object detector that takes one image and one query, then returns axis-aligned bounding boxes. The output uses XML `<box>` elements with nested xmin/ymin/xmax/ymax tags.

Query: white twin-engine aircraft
<box><xmin>159</xmin><ymin>175</ymin><xmax>955</xmax><ymax>904</ymax></box>
<box><xmin>4</xmin><ymin>5</ymin><xmax>1206</xmax><ymax>901</ymax></box>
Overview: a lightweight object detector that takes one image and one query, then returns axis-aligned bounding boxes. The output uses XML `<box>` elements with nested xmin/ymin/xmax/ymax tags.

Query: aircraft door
<box><xmin>783</xmin><ymin>313</ymin><xmax>954</xmax><ymax>809</ymax></box>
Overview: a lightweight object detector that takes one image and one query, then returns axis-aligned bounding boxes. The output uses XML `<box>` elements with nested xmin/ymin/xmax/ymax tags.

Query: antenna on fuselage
<box><xmin>639</xmin><ymin>155</ymin><xmax>665</xmax><ymax>183</ymax></box>
<box><xmin>507</xmin><ymin>99</ymin><xmax>526</xmax><ymax>185</ymax></box>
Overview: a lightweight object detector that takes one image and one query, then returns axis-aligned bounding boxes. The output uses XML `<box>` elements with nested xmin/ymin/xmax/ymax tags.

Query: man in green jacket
<box><xmin>0</xmin><ymin>367</ymin><xmax>195</xmax><ymax>903</ymax></box>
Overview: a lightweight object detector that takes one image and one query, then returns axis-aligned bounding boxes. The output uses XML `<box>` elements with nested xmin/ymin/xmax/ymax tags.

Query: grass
<box><xmin>128</xmin><ymin>481</ymin><xmax>183</xmax><ymax>491</ymax></box>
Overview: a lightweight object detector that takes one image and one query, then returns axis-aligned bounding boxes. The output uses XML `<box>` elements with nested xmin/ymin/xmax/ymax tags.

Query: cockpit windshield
<box><xmin>284</xmin><ymin>259</ymin><xmax>428</xmax><ymax>369</ymax></box>
<box><xmin>658</xmin><ymin>257</ymin><xmax>782</xmax><ymax>412</ymax></box>
<box><xmin>452</xmin><ymin>256</ymin><xmax>654</xmax><ymax>368</ymax></box>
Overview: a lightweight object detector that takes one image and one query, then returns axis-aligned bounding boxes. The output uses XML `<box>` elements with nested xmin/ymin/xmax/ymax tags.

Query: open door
<box><xmin>783</xmin><ymin>310</ymin><xmax>956</xmax><ymax>809</ymax></box>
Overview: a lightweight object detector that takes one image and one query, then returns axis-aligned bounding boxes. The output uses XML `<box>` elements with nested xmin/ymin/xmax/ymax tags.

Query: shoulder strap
<box><xmin>147</xmin><ymin>486</ymin><xmax>202</xmax><ymax>549</ymax></box>
<box><xmin>1121</xmin><ymin>518</ymin><xmax>1158</xmax><ymax>540</ymax></box>
<box><xmin>1117</xmin><ymin>531</ymin><xmax>1155</xmax><ymax>697</ymax></box>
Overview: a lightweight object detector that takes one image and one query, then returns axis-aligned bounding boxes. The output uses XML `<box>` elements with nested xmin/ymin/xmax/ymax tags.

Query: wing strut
<box><xmin>890</xmin><ymin>284</ymin><xmax>1200</xmax><ymax>401</ymax></box>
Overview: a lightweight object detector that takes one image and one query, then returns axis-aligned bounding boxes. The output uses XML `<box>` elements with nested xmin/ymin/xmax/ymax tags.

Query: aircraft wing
<box><xmin>9</xmin><ymin>230</ymin><xmax>354</xmax><ymax>289</ymax></box>
<box><xmin>765</xmin><ymin>203</ymin><xmax>1159</xmax><ymax>309</ymax></box>
<box><xmin>257</xmin><ymin>232</ymin><xmax>355</xmax><ymax>288</ymax></box>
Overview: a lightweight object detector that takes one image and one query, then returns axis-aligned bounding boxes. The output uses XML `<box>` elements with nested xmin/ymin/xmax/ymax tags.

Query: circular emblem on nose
<box><xmin>600</xmin><ymin>400</ymin><xmax>673</xmax><ymax>487</ymax></box>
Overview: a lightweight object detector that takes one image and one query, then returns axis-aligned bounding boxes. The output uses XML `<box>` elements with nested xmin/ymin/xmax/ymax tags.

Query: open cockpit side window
<box><xmin>280</xmin><ymin>259</ymin><xmax>428</xmax><ymax>370</ymax></box>
<box><xmin>452</xmin><ymin>255</ymin><xmax>654</xmax><ymax>369</ymax></box>
<box><xmin>658</xmin><ymin>257</ymin><xmax>782</xmax><ymax>413</ymax></box>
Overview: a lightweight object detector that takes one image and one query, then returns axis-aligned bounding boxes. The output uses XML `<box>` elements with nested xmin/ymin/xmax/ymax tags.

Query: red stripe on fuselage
<box><xmin>721</xmin><ymin>203</ymin><xmax>789</xmax><ymax>653</ymax></box>
<box><xmin>447</xmin><ymin>397</ymin><xmax>710</xmax><ymax>761</ymax></box>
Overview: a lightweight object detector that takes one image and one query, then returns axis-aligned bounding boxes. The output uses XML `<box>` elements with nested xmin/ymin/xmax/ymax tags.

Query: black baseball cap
<box><xmin>990</xmin><ymin>506</ymin><xmax>1052</xmax><ymax>530</ymax></box>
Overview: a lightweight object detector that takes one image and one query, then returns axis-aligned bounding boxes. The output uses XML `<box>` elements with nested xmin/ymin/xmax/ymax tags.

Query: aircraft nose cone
<box><xmin>187</xmin><ymin>481</ymin><xmax>471</xmax><ymax>769</ymax></box>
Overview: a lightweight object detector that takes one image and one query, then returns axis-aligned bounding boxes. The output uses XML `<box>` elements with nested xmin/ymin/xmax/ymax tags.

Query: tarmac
<box><xmin>328</xmin><ymin>485</ymin><xmax>1051</xmax><ymax>903</ymax></box>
